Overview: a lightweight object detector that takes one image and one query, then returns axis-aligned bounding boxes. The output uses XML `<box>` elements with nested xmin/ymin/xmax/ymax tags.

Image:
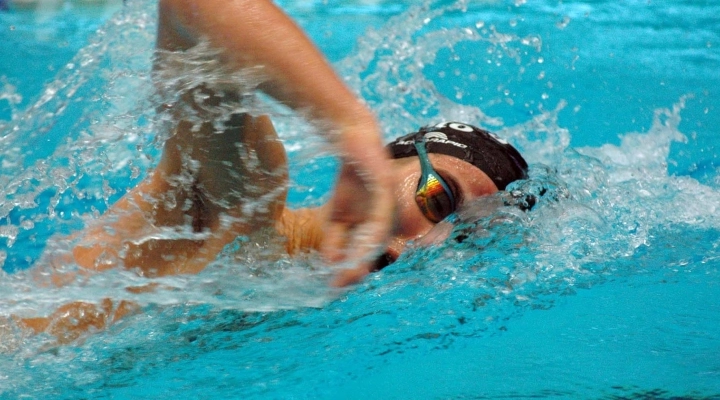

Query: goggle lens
<box><xmin>413</xmin><ymin>138</ymin><xmax>457</xmax><ymax>223</ymax></box>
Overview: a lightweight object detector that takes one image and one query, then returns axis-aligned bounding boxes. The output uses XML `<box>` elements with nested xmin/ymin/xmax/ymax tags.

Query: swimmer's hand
<box><xmin>323</xmin><ymin>121</ymin><xmax>395</xmax><ymax>287</ymax></box>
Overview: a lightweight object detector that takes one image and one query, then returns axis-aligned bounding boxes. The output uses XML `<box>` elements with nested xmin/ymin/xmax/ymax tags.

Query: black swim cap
<box><xmin>386</xmin><ymin>122</ymin><xmax>528</xmax><ymax>190</ymax></box>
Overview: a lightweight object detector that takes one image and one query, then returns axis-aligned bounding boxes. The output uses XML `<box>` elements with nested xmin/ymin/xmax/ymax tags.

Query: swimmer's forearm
<box><xmin>157</xmin><ymin>0</ymin><xmax>378</xmax><ymax>138</ymax></box>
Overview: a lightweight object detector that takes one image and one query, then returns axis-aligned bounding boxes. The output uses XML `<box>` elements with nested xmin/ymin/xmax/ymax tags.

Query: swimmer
<box><xmin>17</xmin><ymin>0</ymin><xmax>527</xmax><ymax>342</ymax></box>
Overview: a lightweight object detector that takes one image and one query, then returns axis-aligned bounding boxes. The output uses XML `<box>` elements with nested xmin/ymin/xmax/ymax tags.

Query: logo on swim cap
<box><xmin>435</xmin><ymin>122</ymin><xmax>508</xmax><ymax>144</ymax></box>
<box><xmin>441</xmin><ymin>122</ymin><xmax>475</xmax><ymax>133</ymax></box>
<box><xmin>423</xmin><ymin>131</ymin><xmax>468</xmax><ymax>149</ymax></box>
<box><xmin>424</xmin><ymin>132</ymin><xmax>448</xmax><ymax>141</ymax></box>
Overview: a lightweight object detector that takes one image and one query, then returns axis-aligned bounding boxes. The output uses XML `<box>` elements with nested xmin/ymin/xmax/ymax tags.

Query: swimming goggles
<box><xmin>414</xmin><ymin>136</ymin><xmax>458</xmax><ymax>223</ymax></box>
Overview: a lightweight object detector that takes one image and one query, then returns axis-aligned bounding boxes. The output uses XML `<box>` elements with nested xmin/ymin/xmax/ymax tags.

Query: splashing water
<box><xmin>0</xmin><ymin>0</ymin><xmax>718</xmax><ymax>398</ymax></box>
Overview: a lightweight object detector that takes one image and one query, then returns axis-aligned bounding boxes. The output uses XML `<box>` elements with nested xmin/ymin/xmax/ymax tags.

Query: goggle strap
<box><xmin>413</xmin><ymin>139</ymin><xmax>456</xmax><ymax>207</ymax></box>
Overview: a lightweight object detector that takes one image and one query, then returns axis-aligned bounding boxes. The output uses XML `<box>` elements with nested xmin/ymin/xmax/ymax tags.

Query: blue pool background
<box><xmin>1</xmin><ymin>0</ymin><xmax>719</xmax><ymax>398</ymax></box>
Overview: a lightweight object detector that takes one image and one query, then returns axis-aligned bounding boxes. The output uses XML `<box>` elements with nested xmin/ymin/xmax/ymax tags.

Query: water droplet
<box><xmin>537</xmin><ymin>57</ymin><xmax>544</xmax><ymax>64</ymax></box>
<box><xmin>509</xmin><ymin>19</ymin><xmax>518</xmax><ymax>27</ymax></box>
<box><xmin>0</xmin><ymin>225</ymin><xmax>19</xmax><ymax>248</ymax></box>
<box><xmin>556</xmin><ymin>16</ymin><xmax>571</xmax><ymax>29</ymax></box>
<box><xmin>475</xmin><ymin>21</ymin><xmax>485</xmax><ymax>29</ymax></box>
<box><xmin>541</xmin><ymin>93</ymin><xmax>549</xmax><ymax>100</ymax></box>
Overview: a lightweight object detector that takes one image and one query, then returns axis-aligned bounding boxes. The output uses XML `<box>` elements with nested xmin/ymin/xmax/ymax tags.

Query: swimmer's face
<box><xmin>380</xmin><ymin>154</ymin><xmax>499</xmax><ymax>266</ymax></box>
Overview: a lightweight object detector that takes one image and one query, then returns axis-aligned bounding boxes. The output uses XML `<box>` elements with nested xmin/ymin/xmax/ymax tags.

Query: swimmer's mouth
<box><xmin>371</xmin><ymin>252</ymin><xmax>396</xmax><ymax>272</ymax></box>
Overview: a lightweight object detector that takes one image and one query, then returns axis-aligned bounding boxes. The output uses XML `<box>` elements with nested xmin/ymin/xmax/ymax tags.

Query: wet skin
<box><xmin>379</xmin><ymin>154</ymin><xmax>500</xmax><ymax>263</ymax></box>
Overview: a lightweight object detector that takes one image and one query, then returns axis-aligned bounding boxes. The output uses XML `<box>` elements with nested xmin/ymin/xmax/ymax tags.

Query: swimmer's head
<box><xmin>386</xmin><ymin>122</ymin><xmax>528</xmax><ymax>191</ymax></box>
<box><xmin>372</xmin><ymin>122</ymin><xmax>528</xmax><ymax>271</ymax></box>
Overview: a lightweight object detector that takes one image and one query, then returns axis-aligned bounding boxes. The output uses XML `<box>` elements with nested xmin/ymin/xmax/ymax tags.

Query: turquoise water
<box><xmin>1</xmin><ymin>0</ymin><xmax>719</xmax><ymax>398</ymax></box>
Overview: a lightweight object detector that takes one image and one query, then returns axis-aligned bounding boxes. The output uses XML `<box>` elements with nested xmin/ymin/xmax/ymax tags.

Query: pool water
<box><xmin>1</xmin><ymin>0</ymin><xmax>719</xmax><ymax>398</ymax></box>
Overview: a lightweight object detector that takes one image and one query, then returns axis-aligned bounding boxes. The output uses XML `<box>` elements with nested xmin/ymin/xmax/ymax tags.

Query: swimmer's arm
<box><xmin>157</xmin><ymin>0</ymin><xmax>373</xmax><ymax>127</ymax></box>
<box><xmin>159</xmin><ymin>0</ymin><xmax>395</xmax><ymax>284</ymax></box>
<box><xmin>17</xmin><ymin>299</ymin><xmax>140</xmax><ymax>344</ymax></box>
<box><xmin>17</xmin><ymin>282</ymin><xmax>160</xmax><ymax>344</ymax></box>
<box><xmin>72</xmin><ymin>114</ymin><xmax>287</xmax><ymax>277</ymax></box>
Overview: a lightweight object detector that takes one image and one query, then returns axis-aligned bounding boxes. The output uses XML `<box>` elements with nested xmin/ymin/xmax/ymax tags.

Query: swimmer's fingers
<box><xmin>322</xmin><ymin>138</ymin><xmax>395</xmax><ymax>286</ymax></box>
